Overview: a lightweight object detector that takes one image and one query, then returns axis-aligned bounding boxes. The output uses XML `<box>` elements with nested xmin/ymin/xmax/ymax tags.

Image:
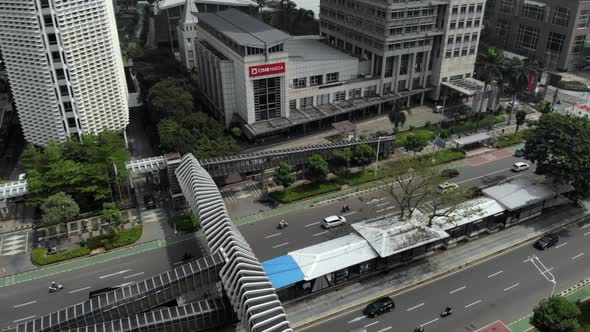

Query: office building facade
<box><xmin>484</xmin><ymin>0</ymin><xmax>590</xmax><ymax>71</ymax></box>
<box><xmin>0</xmin><ymin>0</ymin><xmax>128</xmax><ymax>146</ymax></box>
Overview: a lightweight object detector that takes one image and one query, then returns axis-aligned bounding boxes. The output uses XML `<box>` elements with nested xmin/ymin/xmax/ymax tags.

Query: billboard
<box><xmin>249</xmin><ymin>62</ymin><xmax>286</xmax><ymax>78</ymax></box>
<box><xmin>527</xmin><ymin>71</ymin><xmax>536</xmax><ymax>94</ymax></box>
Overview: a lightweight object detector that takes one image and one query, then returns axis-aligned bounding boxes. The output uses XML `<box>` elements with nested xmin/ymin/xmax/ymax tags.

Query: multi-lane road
<box><xmin>0</xmin><ymin>237</ymin><xmax>203</xmax><ymax>328</ymax></box>
<box><xmin>239</xmin><ymin>152</ymin><xmax>539</xmax><ymax>261</ymax></box>
<box><xmin>304</xmin><ymin>218</ymin><xmax>590</xmax><ymax>332</ymax></box>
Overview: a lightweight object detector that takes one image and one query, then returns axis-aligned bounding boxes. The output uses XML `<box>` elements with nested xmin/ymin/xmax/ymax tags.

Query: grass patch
<box><xmin>270</xmin><ymin>180</ymin><xmax>342</xmax><ymax>203</ymax></box>
<box><xmin>31</xmin><ymin>247</ymin><xmax>91</xmax><ymax>266</ymax></box>
<box><xmin>558</xmin><ymin>80</ymin><xmax>590</xmax><ymax>92</ymax></box>
<box><xmin>105</xmin><ymin>226</ymin><xmax>143</xmax><ymax>250</ymax></box>
<box><xmin>495</xmin><ymin>129</ymin><xmax>531</xmax><ymax>148</ymax></box>
<box><xmin>169</xmin><ymin>213</ymin><xmax>200</xmax><ymax>232</ymax></box>
<box><xmin>396</xmin><ymin>129</ymin><xmax>435</xmax><ymax>146</ymax></box>
<box><xmin>427</xmin><ymin>149</ymin><xmax>466</xmax><ymax>164</ymax></box>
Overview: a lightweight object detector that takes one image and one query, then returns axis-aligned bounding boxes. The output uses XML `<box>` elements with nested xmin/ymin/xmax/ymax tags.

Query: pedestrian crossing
<box><xmin>140</xmin><ymin>208</ymin><xmax>167</xmax><ymax>224</ymax></box>
<box><xmin>0</xmin><ymin>233</ymin><xmax>28</xmax><ymax>256</ymax></box>
<box><xmin>222</xmin><ymin>181</ymin><xmax>263</xmax><ymax>205</ymax></box>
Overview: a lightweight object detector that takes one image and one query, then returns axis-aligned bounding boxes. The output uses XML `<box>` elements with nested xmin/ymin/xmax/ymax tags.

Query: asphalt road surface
<box><xmin>0</xmin><ymin>237</ymin><xmax>203</xmax><ymax>328</ymax></box>
<box><xmin>240</xmin><ymin>154</ymin><xmax>539</xmax><ymax>261</ymax></box>
<box><xmin>304</xmin><ymin>218</ymin><xmax>590</xmax><ymax>332</ymax></box>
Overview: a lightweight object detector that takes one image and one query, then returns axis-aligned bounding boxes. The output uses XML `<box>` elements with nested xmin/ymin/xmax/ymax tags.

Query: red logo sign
<box><xmin>249</xmin><ymin>62</ymin><xmax>286</xmax><ymax>77</ymax></box>
<box><xmin>527</xmin><ymin>71</ymin><xmax>536</xmax><ymax>94</ymax></box>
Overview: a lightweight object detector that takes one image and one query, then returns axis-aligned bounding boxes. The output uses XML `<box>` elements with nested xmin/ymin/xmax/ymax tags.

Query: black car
<box><xmin>441</xmin><ymin>169</ymin><xmax>460</xmax><ymax>179</ymax></box>
<box><xmin>144</xmin><ymin>195</ymin><xmax>156</xmax><ymax>209</ymax></box>
<box><xmin>534</xmin><ymin>234</ymin><xmax>559</xmax><ymax>250</ymax></box>
<box><xmin>514</xmin><ymin>148</ymin><xmax>526</xmax><ymax>157</ymax></box>
<box><xmin>363</xmin><ymin>297</ymin><xmax>395</xmax><ymax>317</ymax></box>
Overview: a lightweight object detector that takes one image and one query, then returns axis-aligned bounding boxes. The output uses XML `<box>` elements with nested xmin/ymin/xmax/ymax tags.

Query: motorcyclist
<box><xmin>50</xmin><ymin>281</ymin><xmax>57</xmax><ymax>289</ymax></box>
<box><xmin>279</xmin><ymin>220</ymin><xmax>287</xmax><ymax>228</ymax></box>
<box><xmin>445</xmin><ymin>306</ymin><xmax>452</xmax><ymax>313</ymax></box>
<box><xmin>414</xmin><ymin>326</ymin><xmax>424</xmax><ymax>332</ymax></box>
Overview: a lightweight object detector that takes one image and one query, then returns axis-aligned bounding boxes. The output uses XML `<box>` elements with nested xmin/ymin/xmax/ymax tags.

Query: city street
<box><xmin>0</xmin><ymin>236</ymin><xmax>203</xmax><ymax>328</ymax></box>
<box><xmin>239</xmin><ymin>152</ymin><xmax>540</xmax><ymax>261</ymax></box>
<box><xmin>304</xmin><ymin>218</ymin><xmax>590</xmax><ymax>332</ymax></box>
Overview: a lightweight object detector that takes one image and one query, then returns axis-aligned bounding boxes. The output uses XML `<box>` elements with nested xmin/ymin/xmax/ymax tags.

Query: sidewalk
<box><xmin>287</xmin><ymin>204</ymin><xmax>590</xmax><ymax>330</ymax></box>
<box><xmin>508</xmin><ymin>278</ymin><xmax>590</xmax><ymax>332</ymax></box>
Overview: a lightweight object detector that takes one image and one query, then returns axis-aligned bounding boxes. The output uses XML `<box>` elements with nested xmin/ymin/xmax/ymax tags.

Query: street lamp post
<box><xmin>374</xmin><ymin>136</ymin><xmax>386</xmax><ymax>177</ymax></box>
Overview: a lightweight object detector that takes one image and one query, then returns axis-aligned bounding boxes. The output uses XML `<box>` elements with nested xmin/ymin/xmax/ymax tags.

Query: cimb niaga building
<box><xmin>0</xmin><ymin>0</ymin><xmax>129</xmax><ymax>146</ymax></box>
<box><xmin>484</xmin><ymin>0</ymin><xmax>590</xmax><ymax>71</ymax></box>
<box><xmin>188</xmin><ymin>4</ymin><xmax>485</xmax><ymax>139</ymax></box>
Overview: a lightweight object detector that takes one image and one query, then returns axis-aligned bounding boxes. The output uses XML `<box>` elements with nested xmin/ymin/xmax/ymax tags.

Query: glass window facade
<box><xmin>253</xmin><ymin>77</ymin><xmax>282</xmax><ymax>121</ymax></box>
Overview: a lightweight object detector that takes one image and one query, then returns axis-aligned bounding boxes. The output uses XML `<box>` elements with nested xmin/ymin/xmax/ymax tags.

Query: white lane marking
<box><xmin>504</xmin><ymin>283</ymin><xmax>520</xmax><ymax>291</ymax></box>
<box><xmin>13</xmin><ymin>315</ymin><xmax>36</xmax><ymax>323</ymax></box>
<box><xmin>367</xmin><ymin>198</ymin><xmax>386</xmax><ymax>205</ymax></box>
<box><xmin>376</xmin><ymin>206</ymin><xmax>396</xmax><ymax>213</ymax></box>
<box><xmin>272</xmin><ymin>242</ymin><xmax>289</xmax><ymax>248</ymax></box>
<box><xmin>13</xmin><ymin>300</ymin><xmax>37</xmax><ymax>308</ymax></box>
<box><xmin>376</xmin><ymin>202</ymin><xmax>391</xmax><ymax>207</ymax></box>
<box><xmin>342</xmin><ymin>211</ymin><xmax>357</xmax><ymax>217</ymax></box>
<box><xmin>124</xmin><ymin>272</ymin><xmax>145</xmax><ymax>279</ymax></box>
<box><xmin>173</xmin><ymin>261</ymin><xmax>184</xmax><ymax>266</ymax></box>
<box><xmin>465</xmin><ymin>300</ymin><xmax>482</xmax><ymax>308</ymax></box>
<box><xmin>265</xmin><ymin>233</ymin><xmax>281</xmax><ymax>239</ymax></box>
<box><xmin>582</xmin><ymin>223</ymin><xmax>590</xmax><ymax>229</ymax></box>
<box><xmin>364</xmin><ymin>321</ymin><xmax>380</xmax><ymax>328</ymax></box>
<box><xmin>584</xmin><ymin>231</ymin><xmax>590</xmax><ymax>236</ymax></box>
<box><xmin>457</xmin><ymin>168</ymin><xmax>511</xmax><ymax>184</ymax></box>
<box><xmin>313</xmin><ymin>231</ymin><xmax>329</xmax><ymax>237</ymax></box>
<box><xmin>347</xmin><ymin>316</ymin><xmax>365</xmax><ymax>323</ymax></box>
<box><xmin>547</xmin><ymin>267</ymin><xmax>554</xmax><ymax>272</ymax></box>
<box><xmin>305</xmin><ymin>222</ymin><xmax>320</xmax><ymax>227</ymax></box>
<box><xmin>407</xmin><ymin>303</ymin><xmax>425</xmax><ymax>311</ymax></box>
<box><xmin>571</xmin><ymin>253</ymin><xmax>584</xmax><ymax>260</ymax></box>
<box><xmin>421</xmin><ymin>318</ymin><xmax>439</xmax><ymax>326</ymax></box>
<box><xmin>69</xmin><ymin>286</ymin><xmax>91</xmax><ymax>294</ymax></box>
<box><xmin>99</xmin><ymin>269</ymin><xmax>131</xmax><ymax>279</ymax></box>
<box><xmin>376</xmin><ymin>327</ymin><xmax>392</xmax><ymax>332</ymax></box>
<box><xmin>488</xmin><ymin>270</ymin><xmax>503</xmax><ymax>278</ymax></box>
<box><xmin>449</xmin><ymin>286</ymin><xmax>466</xmax><ymax>294</ymax></box>
<box><xmin>555</xmin><ymin>242</ymin><xmax>568</xmax><ymax>249</ymax></box>
<box><xmin>114</xmin><ymin>282</ymin><xmax>134</xmax><ymax>288</ymax></box>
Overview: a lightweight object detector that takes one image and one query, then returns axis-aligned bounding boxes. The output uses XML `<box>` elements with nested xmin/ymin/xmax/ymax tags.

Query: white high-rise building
<box><xmin>0</xmin><ymin>0</ymin><xmax>128</xmax><ymax>146</ymax></box>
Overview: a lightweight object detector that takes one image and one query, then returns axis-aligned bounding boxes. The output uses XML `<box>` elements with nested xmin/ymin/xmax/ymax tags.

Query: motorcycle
<box><xmin>48</xmin><ymin>284</ymin><xmax>63</xmax><ymax>293</ymax></box>
<box><xmin>277</xmin><ymin>220</ymin><xmax>288</xmax><ymax>229</ymax></box>
<box><xmin>341</xmin><ymin>205</ymin><xmax>350</xmax><ymax>212</ymax></box>
<box><xmin>414</xmin><ymin>326</ymin><xmax>424</xmax><ymax>332</ymax></box>
<box><xmin>440</xmin><ymin>307</ymin><xmax>453</xmax><ymax>317</ymax></box>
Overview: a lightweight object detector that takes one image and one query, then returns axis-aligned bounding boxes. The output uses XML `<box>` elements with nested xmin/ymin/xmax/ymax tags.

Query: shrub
<box><xmin>31</xmin><ymin>247</ymin><xmax>91</xmax><ymax>266</ymax></box>
<box><xmin>231</xmin><ymin>127</ymin><xmax>242</xmax><ymax>138</ymax></box>
<box><xmin>86</xmin><ymin>231</ymin><xmax>116</xmax><ymax>249</ymax></box>
<box><xmin>557</xmin><ymin>80</ymin><xmax>590</xmax><ymax>92</ymax></box>
<box><xmin>105</xmin><ymin>226</ymin><xmax>143</xmax><ymax>250</ymax></box>
<box><xmin>270</xmin><ymin>180</ymin><xmax>342</xmax><ymax>203</ymax></box>
<box><xmin>495</xmin><ymin>129</ymin><xmax>531</xmax><ymax>148</ymax></box>
<box><xmin>169</xmin><ymin>214</ymin><xmax>200</xmax><ymax>232</ymax></box>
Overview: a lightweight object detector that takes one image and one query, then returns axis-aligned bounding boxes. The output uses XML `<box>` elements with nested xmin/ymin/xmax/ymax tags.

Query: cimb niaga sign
<box><xmin>249</xmin><ymin>62</ymin><xmax>286</xmax><ymax>78</ymax></box>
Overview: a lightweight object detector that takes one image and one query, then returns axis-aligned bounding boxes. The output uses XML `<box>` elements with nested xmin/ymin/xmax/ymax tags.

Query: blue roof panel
<box><xmin>262</xmin><ymin>255</ymin><xmax>304</xmax><ymax>289</ymax></box>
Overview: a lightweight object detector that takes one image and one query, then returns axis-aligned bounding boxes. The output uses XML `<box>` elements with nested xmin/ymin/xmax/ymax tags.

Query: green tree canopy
<box><xmin>389</xmin><ymin>101</ymin><xmax>407</xmax><ymax>129</ymax></box>
<box><xmin>41</xmin><ymin>192</ymin><xmax>80</xmax><ymax>226</ymax></box>
<box><xmin>352</xmin><ymin>144</ymin><xmax>375</xmax><ymax>166</ymax></box>
<box><xmin>332</xmin><ymin>148</ymin><xmax>352</xmax><ymax>168</ymax></box>
<box><xmin>147</xmin><ymin>80</ymin><xmax>193</xmax><ymax>121</ymax></box>
<box><xmin>515</xmin><ymin>109</ymin><xmax>527</xmax><ymax>132</ymax></box>
<box><xmin>525</xmin><ymin>113</ymin><xmax>590</xmax><ymax>197</ymax></box>
<box><xmin>100</xmin><ymin>202</ymin><xmax>125</xmax><ymax>230</ymax></box>
<box><xmin>273</xmin><ymin>163</ymin><xmax>296</xmax><ymax>188</ymax></box>
<box><xmin>531</xmin><ymin>296</ymin><xmax>580</xmax><ymax>332</ymax></box>
<box><xmin>402</xmin><ymin>133</ymin><xmax>429</xmax><ymax>158</ymax></box>
<box><xmin>304</xmin><ymin>154</ymin><xmax>329</xmax><ymax>184</ymax></box>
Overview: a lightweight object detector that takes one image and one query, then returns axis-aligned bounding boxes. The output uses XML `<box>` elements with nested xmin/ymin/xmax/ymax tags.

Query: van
<box><xmin>322</xmin><ymin>215</ymin><xmax>346</xmax><ymax>228</ymax></box>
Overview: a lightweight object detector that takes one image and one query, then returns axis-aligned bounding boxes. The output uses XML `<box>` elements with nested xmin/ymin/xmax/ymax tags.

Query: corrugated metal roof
<box><xmin>482</xmin><ymin>177</ymin><xmax>566</xmax><ymax>211</ymax></box>
<box><xmin>197</xmin><ymin>9</ymin><xmax>291</xmax><ymax>48</ymax></box>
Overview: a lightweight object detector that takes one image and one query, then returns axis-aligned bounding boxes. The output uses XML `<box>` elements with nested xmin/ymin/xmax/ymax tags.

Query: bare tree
<box><xmin>388</xmin><ymin>161</ymin><xmax>438</xmax><ymax>220</ymax></box>
<box><xmin>426</xmin><ymin>188</ymin><xmax>481</xmax><ymax>227</ymax></box>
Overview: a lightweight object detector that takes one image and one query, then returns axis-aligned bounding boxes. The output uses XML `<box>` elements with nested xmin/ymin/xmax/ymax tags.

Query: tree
<box><xmin>126</xmin><ymin>43</ymin><xmax>144</xmax><ymax>60</ymax></box>
<box><xmin>388</xmin><ymin>101</ymin><xmax>407</xmax><ymax>129</ymax></box>
<box><xmin>426</xmin><ymin>187</ymin><xmax>479</xmax><ymax>227</ymax></box>
<box><xmin>273</xmin><ymin>163</ymin><xmax>296</xmax><ymax>188</ymax></box>
<box><xmin>531</xmin><ymin>296</ymin><xmax>580</xmax><ymax>332</ymax></box>
<box><xmin>515</xmin><ymin>109</ymin><xmax>527</xmax><ymax>132</ymax></box>
<box><xmin>147</xmin><ymin>80</ymin><xmax>193</xmax><ymax>121</ymax></box>
<box><xmin>303</xmin><ymin>154</ymin><xmax>330</xmax><ymax>184</ymax></box>
<box><xmin>100</xmin><ymin>202</ymin><xmax>125</xmax><ymax>230</ymax></box>
<box><xmin>504</xmin><ymin>58</ymin><xmax>540</xmax><ymax>124</ymax></box>
<box><xmin>475</xmin><ymin>48</ymin><xmax>504</xmax><ymax>124</ymax></box>
<box><xmin>388</xmin><ymin>161</ymin><xmax>435</xmax><ymax>220</ymax></box>
<box><xmin>332</xmin><ymin>148</ymin><xmax>352</xmax><ymax>168</ymax></box>
<box><xmin>525</xmin><ymin>113</ymin><xmax>590</xmax><ymax>197</ymax></box>
<box><xmin>158</xmin><ymin>119</ymin><xmax>194</xmax><ymax>153</ymax></box>
<box><xmin>352</xmin><ymin>144</ymin><xmax>375</xmax><ymax>166</ymax></box>
<box><xmin>402</xmin><ymin>134</ymin><xmax>429</xmax><ymax>158</ymax></box>
<box><xmin>261</xmin><ymin>11</ymin><xmax>272</xmax><ymax>24</ymax></box>
<box><xmin>41</xmin><ymin>192</ymin><xmax>80</xmax><ymax>226</ymax></box>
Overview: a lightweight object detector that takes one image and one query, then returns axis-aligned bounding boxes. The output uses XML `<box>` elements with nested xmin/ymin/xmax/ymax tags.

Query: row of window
<box><xmin>445</xmin><ymin>47</ymin><xmax>477</xmax><ymax>58</ymax></box>
<box><xmin>447</xmin><ymin>32</ymin><xmax>479</xmax><ymax>45</ymax></box>
<box><xmin>451</xmin><ymin>3</ymin><xmax>484</xmax><ymax>15</ymax></box>
<box><xmin>441</xmin><ymin>73</ymin><xmax>472</xmax><ymax>82</ymax></box>
<box><xmin>449</xmin><ymin>18</ymin><xmax>481</xmax><ymax>29</ymax></box>
<box><xmin>498</xmin><ymin>0</ymin><xmax>571</xmax><ymax>27</ymax></box>
<box><xmin>291</xmin><ymin>72</ymin><xmax>339</xmax><ymax>89</ymax></box>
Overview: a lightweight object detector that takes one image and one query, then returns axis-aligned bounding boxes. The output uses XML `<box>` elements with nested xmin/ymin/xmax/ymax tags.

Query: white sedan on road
<box><xmin>438</xmin><ymin>182</ymin><xmax>459</xmax><ymax>193</ymax></box>
<box><xmin>512</xmin><ymin>162</ymin><xmax>530</xmax><ymax>172</ymax></box>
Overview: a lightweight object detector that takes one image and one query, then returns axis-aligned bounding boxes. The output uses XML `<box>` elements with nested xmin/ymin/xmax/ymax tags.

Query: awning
<box><xmin>441</xmin><ymin>80</ymin><xmax>478</xmax><ymax>96</ymax></box>
<box><xmin>453</xmin><ymin>133</ymin><xmax>491</xmax><ymax>147</ymax></box>
<box><xmin>262</xmin><ymin>255</ymin><xmax>305</xmax><ymax>289</ymax></box>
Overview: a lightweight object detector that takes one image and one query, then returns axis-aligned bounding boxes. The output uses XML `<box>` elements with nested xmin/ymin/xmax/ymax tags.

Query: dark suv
<box><xmin>534</xmin><ymin>234</ymin><xmax>559</xmax><ymax>250</ymax></box>
<box><xmin>363</xmin><ymin>297</ymin><xmax>395</xmax><ymax>318</ymax></box>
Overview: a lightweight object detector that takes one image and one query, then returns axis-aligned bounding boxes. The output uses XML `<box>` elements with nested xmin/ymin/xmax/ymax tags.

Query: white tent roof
<box><xmin>482</xmin><ymin>177</ymin><xmax>568</xmax><ymax>211</ymax></box>
<box><xmin>432</xmin><ymin>197</ymin><xmax>505</xmax><ymax>230</ymax></box>
<box><xmin>288</xmin><ymin>233</ymin><xmax>378</xmax><ymax>281</ymax></box>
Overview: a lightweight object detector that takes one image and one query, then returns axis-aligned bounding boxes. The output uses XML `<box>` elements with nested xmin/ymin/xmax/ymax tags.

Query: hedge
<box><xmin>105</xmin><ymin>226</ymin><xmax>143</xmax><ymax>250</ymax></box>
<box><xmin>495</xmin><ymin>129</ymin><xmax>531</xmax><ymax>148</ymax></box>
<box><xmin>31</xmin><ymin>247</ymin><xmax>91</xmax><ymax>266</ymax></box>
<box><xmin>86</xmin><ymin>232</ymin><xmax>116</xmax><ymax>249</ymax></box>
<box><xmin>270</xmin><ymin>180</ymin><xmax>342</xmax><ymax>203</ymax></box>
<box><xmin>169</xmin><ymin>214</ymin><xmax>200</xmax><ymax>232</ymax></box>
<box><xmin>557</xmin><ymin>80</ymin><xmax>590</xmax><ymax>92</ymax></box>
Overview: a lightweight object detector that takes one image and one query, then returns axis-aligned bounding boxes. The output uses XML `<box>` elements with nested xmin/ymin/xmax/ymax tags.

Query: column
<box><xmin>407</xmin><ymin>53</ymin><xmax>416</xmax><ymax>91</ymax></box>
<box><xmin>422</xmin><ymin>51</ymin><xmax>431</xmax><ymax>87</ymax></box>
<box><xmin>393</xmin><ymin>55</ymin><xmax>401</xmax><ymax>93</ymax></box>
<box><xmin>379</xmin><ymin>55</ymin><xmax>387</xmax><ymax>94</ymax></box>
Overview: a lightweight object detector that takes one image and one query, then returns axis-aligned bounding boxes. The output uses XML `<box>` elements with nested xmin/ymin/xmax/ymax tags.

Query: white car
<box><xmin>434</xmin><ymin>105</ymin><xmax>444</xmax><ymax>113</ymax></box>
<box><xmin>438</xmin><ymin>182</ymin><xmax>459</xmax><ymax>193</ymax></box>
<box><xmin>322</xmin><ymin>215</ymin><xmax>346</xmax><ymax>228</ymax></box>
<box><xmin>512</xmin><ymin>162</ymin><xmax>530</xmax><ymax>172</ymax></box>
<box><xmin>18</xmin><ymin>173</ymin><xmax>26</xmax><ymax>181</ymax></box>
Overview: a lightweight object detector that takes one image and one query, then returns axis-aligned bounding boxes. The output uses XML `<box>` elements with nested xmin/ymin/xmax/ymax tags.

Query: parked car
<box><xmin>441</xmin><ymin>169</ymin><xmax>460</xmax><ymax>179</ymax></box>
<box><xmin>438</xmin><ymin>182</ymin><xmax>459</xmax><ymax>193</ymax></box>
<box><xmin>322</xmin><ymin>215</ymin><xmax>346</xmax><ymax>229</ymax></box>
<box><xmin>363</xmin><ymin>297</ymin><xmax>395</xmax><ymax>318</ymax></box>
<box><xmin>144</xmin><ymin>195</ymin><xmax>156</xmax><ymax>209</ymax></box>
<box><xmin>514</xmin><ymin>148</ymin><xmax>526</xmax><ymax>157</ymax></box>
<box><xmin>512</xmin><ymin>162</ymin><xmax>530</xmax><ymax>172</ymax></box>
<box><xmin>534</xmin><ymin>234</ymin><xmax>559</xmax><ymax>250</ymax></box>
<box><xmin>434</xmin><ymin>105</ymin><xmax>444</xmax><ymax>113</ymax></box>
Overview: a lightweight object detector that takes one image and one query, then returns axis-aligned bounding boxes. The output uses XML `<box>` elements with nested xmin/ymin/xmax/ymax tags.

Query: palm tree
<box><xmin>389</xmin><ymin>101</ymin><xmax>407</xmax><ymax>130</ymax></box>
<box><xmin>503</xmin><ymin>58</ymin><xmax>540</xmax><ymax>125</ymax></box>
<box><xmin>475</xmin><ymin>48</ymin><xmax>504</xmax><ymax>126</ymax></box>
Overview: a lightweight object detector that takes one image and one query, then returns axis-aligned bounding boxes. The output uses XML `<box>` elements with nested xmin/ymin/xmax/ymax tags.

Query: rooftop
<box><xmin>285</xmin><ymin>37</ymin><xmax>356</xmax><ymax>62</ymax></box>
<box><xmin>482</xmin><ymin>177</ymin><xmax>570</xmax><ymax>211</ymax></box>
<box><xmin>197</xmin><ymin>9</ymin><xmax>291</xmax><ymax>48</ymax></box>
<box><xmin>431</xmin><ymin>197</ymin><xmax>506</xmax><ymax>230</ymax></box>
<box><xmin>158</xmin><ymin>0</ymin><xmax>256</xmax><ymax>10</ymax></box>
